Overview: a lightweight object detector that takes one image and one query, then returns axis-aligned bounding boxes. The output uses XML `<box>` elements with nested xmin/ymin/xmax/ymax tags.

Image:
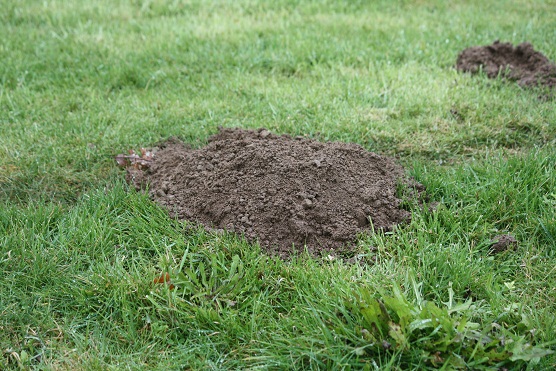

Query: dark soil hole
<box><xmin>123</xmin><ymin>128</ymin><xmax>425</xmax><ymax>259</ymax></box>
<box><xmin>456</xmin><ymin>40</ymin><xmax>556</xmax><ymax>94</ymax></box>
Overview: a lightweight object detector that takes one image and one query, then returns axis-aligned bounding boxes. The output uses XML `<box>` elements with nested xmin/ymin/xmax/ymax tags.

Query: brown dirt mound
<box><xmin>456</xmin><ymin>41</ymin><xmax>556</xmax><ymax>89</ymax></box>
<box><xmin>126</xmin><ymin>128</ymin><xmax>424</xmax><ymax>258</ymax></box>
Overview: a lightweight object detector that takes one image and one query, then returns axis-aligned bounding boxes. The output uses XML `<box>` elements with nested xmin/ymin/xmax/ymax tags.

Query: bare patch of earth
<box><xmin>125</xmin><ymin>128</ymin><xmax>424</xmax><ymax>258</ymax></box>
<box><xmin>456</xmin><ymin>41</ymin><xmax>556</xmax><ymax>93</ymax></box>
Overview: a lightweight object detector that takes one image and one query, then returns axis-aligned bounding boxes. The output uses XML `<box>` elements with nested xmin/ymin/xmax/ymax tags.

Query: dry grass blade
<box><xmin>115</xmin><ymin>149</ymin><xmax>154</xmax><ymax>170</ymax></box>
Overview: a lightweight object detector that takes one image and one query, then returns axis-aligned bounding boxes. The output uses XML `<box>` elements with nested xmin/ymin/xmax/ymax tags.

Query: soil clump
<box><xmin>126</xmin><ymin>128</ymin><xmax>423</xmax><ymax>258</ymax></box>
<box><xmin>490</xmin><ymin>234</ymin><xmax>518</xmax><ymax>254</ymax></box>
<box><xmin>456</xmin><ymin>41</ymin><xmax>556</xmax><ymax>90</ymax></box>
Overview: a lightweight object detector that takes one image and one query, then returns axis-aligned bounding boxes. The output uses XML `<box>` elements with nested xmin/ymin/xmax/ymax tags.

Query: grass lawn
<box><xmin>1</xmin><ymin>0</ymin><xmax>555</xmax><ymax>369</ymax></box>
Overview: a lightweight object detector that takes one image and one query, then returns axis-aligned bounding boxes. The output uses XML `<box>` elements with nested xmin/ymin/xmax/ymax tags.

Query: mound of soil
<box><xmin>456</xmin><ymin>41</ymin><xmax>556</xmax><ymax>89</ymax></box>
<box><xmin>126</xmin><ymin>128</ymin><xmax>424</xmax><ymax>258</ymax></box>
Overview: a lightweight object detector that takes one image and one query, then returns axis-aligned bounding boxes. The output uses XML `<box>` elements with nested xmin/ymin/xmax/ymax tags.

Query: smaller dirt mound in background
<box><xmin>127</xmin><ymin>128</ymin><xmax>424</xmax><ymax>258</ymax></box>
<box><xmin>456</xmin><ymin>41</ymin><xmax>556</xmax><ymax>90</ymax></box>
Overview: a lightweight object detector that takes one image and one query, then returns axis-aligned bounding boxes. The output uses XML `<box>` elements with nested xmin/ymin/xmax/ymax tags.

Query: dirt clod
<box><xmin>127</xmin><ymin>128</ymin><xmax>424</xmax><ymax>258</ymax></box>
<box><xmin>456</xmin><ymin>41</ymin><xmax>556</xmax><ymax>89</ymax></box>
<box><xmin>490</xmin><ymin>234</ymin><xmax>518</xmax><ymax>254</ymax></box>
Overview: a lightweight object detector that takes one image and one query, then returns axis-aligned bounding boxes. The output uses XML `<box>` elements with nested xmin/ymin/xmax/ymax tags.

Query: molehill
<box><xmin>124</xmin><ymin>128</ymin><xmax>424</xmax><ymax>258</ymax></box>
<box><xmin>456</xmin><ymin>40</ymin><xmax>556</xmax><ymax>90</ymax></box>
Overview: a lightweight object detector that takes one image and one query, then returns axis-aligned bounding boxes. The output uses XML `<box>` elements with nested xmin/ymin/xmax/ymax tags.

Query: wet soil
<box><xmin>456</xmin><ymin>41</ymin><xmax>556</xmax><ymax>90</ymax></box>
<box><xmin>127</xmin><ymin>128</ymin><xmax>424</xmax><ymax>258</ymax></box>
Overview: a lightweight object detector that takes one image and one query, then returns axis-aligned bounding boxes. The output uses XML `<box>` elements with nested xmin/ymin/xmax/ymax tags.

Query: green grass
<box><xmin>1</xmin><ymin>0</ymin><xmax>555</xmax><ymax>369</ymax></box>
